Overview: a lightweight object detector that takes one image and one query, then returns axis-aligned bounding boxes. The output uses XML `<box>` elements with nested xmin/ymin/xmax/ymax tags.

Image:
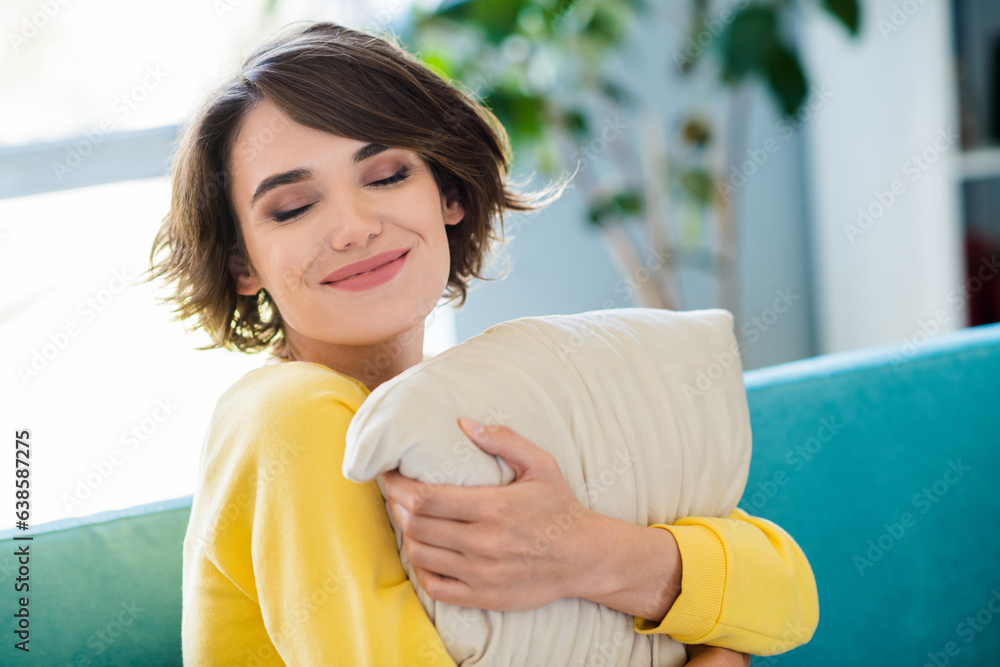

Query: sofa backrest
<box><xmin>741</xmin><ymin>322</ymin><xmax>1000</xmax><ymax>665</ymax></box>
<box><xmin>3</xmin><ymin>323</ymin><xmax>999</xmax><ymax>665</ymax></box>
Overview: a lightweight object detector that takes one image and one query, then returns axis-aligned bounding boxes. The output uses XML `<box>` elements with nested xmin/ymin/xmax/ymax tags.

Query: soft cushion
<box><xmin>342</xmin><ymin>307</ymin><xmax>752</xmax><ymax>666</ymax></box>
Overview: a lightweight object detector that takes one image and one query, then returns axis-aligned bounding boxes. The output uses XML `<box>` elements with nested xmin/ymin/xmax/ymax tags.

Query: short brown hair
<box><xmin>147</xmin><ymin>21</ymin><xmax>568</xmax><ymax>357</ymax></box>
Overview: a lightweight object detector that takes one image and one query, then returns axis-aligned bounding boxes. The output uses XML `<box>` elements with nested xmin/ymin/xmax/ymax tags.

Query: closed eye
<box><xmin>272</xmin><ymin>203</ymin><xmax>314</xmax><ymax>223</ymax></box>
<box><xmin>368</xmin><ymin>167</ymin><xmax>409</xmax><ymax>189</ymax></box>
<box><xmin>270</xmin><ymin>168</ymin><xmax>409</xmax><ymax>222</ymax></box>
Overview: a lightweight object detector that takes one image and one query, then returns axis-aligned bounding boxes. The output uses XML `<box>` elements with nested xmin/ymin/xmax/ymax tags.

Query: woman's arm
<box><xmin>685</xmin><ymin>644</ymin><xmax>751</xmax><ymax>666</ymax></box>
<box><xmin>192</xmin><ymin>363</ymin><xmax>457</xmax><ymax>666</ymax></box>
<box><xmin>634</xmin><ymin>508</ymin><xmax>818</xmax><ymax>655</ymax></box>
<box><xmin>382</xmin><ymin>419</ymin><xmax>818</xmax><ymax>656</ymax></box>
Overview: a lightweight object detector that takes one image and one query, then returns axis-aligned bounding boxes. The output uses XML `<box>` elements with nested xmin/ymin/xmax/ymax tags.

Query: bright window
<box><xmin>0</xmin><ymin>0</ymin><xmax>452</xmax><ymax>530</ymax></box>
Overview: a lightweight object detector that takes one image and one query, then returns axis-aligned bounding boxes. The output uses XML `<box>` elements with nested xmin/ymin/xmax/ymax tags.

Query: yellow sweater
<box><xmin>181</xmin><ymin>361</ymin><xmax>818</xmax><ymax>665</ymax></box>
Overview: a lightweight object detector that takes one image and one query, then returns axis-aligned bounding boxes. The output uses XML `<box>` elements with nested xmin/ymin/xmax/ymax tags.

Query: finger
<box><xmin>382</xmin><ymin>470</ymin><xmax>449</xmax><ymax>515</ymax></box>
<box><xmin>458</xmin><ymin>418</ymin><xmax>554</xmax><ymax>480</ymax></box>
<box><xmin>404</xmin><ymin>535</ymin><xmax>467</xmax><ymax>581</ymax></box>
<box><xmin>412</xmin><ymin>564</ymin><xmax>477</xmax><ymax>607</ymax></box>
<box><xmin>382</xmin><ymin>469</ymin><xmax>498</xmax><ymax>522</ymax></box>
<box><xmin>395</xmin><ymin>506</ymin><xmax>486</xmax><ymax>554</ymax></box>
<box><xmin>381</xmin><ymin>469</ymin><xmax>416</xmax><ymax>501</ymax></box>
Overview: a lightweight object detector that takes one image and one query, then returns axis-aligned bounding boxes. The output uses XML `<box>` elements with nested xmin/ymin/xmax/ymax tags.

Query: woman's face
<box><xmin>226</xmin><ymin>99</ymin><xmax>464</xmax><ymax>351</ymax></box>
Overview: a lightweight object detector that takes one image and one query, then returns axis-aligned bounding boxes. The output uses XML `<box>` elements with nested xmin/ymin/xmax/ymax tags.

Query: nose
<box><xmin>327</xmin><ymin>194</ymin><xmax>384</xmax><ymax>251</ymax></box>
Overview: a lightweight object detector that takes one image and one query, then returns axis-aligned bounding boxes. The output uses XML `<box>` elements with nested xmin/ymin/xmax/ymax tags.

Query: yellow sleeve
<box><xmin>198</xmin><ymin>362</ymin><xmax>456</xmax><ymax>666</ymax></box>
<box><xmin>633</xmin><ymin>508</ymin><xmax>819</xmax><ymax>656</ymax></box>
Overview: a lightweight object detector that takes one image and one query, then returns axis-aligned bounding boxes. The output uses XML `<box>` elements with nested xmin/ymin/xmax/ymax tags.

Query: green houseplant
<box><xmin>398</xmin><ymin>0</ymin><xmax>860</xmax><ymax>322</ymax></box>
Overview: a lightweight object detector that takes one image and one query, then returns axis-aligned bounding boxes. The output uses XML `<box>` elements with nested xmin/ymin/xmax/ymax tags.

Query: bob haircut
<box><xmin>148</xmin><ymin>20</ymin><xmax>569</xmax><ymax>357</ymax></box>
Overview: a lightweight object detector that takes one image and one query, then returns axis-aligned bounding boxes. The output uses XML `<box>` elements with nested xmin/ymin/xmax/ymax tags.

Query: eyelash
<box><xmin>271</xmin><ymin>167</ymin><xmax>411</xmax><ymax>223</ymax></box>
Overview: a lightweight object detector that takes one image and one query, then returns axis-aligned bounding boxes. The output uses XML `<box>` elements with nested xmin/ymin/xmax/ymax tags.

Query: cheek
<box><xmin>254</xmin><ymin>233</ymin><xmax>322</xmax><ymax>302</ymax></box>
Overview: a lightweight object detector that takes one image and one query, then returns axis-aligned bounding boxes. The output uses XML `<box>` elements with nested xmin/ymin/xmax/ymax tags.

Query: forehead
<box><xmin>229</xmin><ymin>100</ymin><xmax>361</xmax><ymax>183</ymax></box>
<box><xmin>227</xmin><ymin>101</ymin><xmax>384</xmax><ymax>223</ymax></box>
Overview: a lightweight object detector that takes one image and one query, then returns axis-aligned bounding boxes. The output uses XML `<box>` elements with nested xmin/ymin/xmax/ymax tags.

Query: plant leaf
<box><xmin>765</xmin><ymin>44</ymin><xmax>808</xmax><ymax>117</ymax></box>
<box><xmin>436</xmin><ymin>0</ymin><xmax>532</xmax><ymax>45</ymax></box>
<box><xmin>613</xmin><ymin>189</ymin><xmax>644</xmax><ymax>216</ymax></box>
<box><xmin>820</xmin><ymin>0</ymin><xmax>861</xmax><ymax>36</ymax></box>
<box><xmin>587</xmin><ymin>188</ymin><xmax>644</xmax><ymax>226</ymax></box>
<box><xmin>563</xmin><ymin>108</ymin><xmax>590</xmax><ymax>138</ymax></box>
<box><xmin>718</xmin><ymin>6</ymin><xmax>779</xmax><ymax>81</ymax></box>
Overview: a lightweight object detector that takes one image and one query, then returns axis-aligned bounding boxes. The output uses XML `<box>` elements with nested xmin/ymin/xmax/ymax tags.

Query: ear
<box><xmin>228</xmin><ymin>251</ymin><xmax>262</xmax><ymax>296</ymax></box>
<box><xmin>441</xmin><ymin>193</ymin><xmax>465</xmax><ymax>227</ymax></box>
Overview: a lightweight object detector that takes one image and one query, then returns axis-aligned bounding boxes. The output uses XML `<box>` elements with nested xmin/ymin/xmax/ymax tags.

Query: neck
<box><xmin>283</xmin><ymin>323</ymin><xmax>425</xmax><ymax>393</ymax></box>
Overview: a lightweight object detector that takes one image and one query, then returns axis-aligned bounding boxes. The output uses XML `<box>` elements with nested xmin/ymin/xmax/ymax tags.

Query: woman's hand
<box><xmin>379</xmin><ymin>418</ymin><xmax>683</xmax><ymax>622</ymax></box>
<box><xmin>379</xmin><ymin>418</ymin><xmax>600</xmax><ymax>611</ymax></box>
<box><xmin>684</xmin><ymin>644</ymin><xmax>751</xmax><ymax>666</ymax></box>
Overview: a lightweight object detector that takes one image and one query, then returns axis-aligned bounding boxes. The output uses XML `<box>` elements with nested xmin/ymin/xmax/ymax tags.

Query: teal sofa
<box><xmin>3</xmin><ymin>322</ymin><xmax>999</xmax><ymax>666</ymax></box>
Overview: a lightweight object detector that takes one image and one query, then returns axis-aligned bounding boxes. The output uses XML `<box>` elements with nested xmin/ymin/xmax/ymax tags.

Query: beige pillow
<box><xmin>344</xmin><ymin>307</ymin><xmax>752</xmax><ymax>666</ymax></box>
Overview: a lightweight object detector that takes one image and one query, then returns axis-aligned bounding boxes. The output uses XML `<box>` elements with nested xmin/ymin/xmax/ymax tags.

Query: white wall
<box><xmin>800</xmin><ymin>0</ymin><xmax>966</xmax><ymax>353</ymax></box>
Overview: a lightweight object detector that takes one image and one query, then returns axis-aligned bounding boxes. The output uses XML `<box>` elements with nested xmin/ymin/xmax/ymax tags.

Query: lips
<box><xmin>322</xmin><ymin>249</ymin><xmax>409</xmax><ymax>283</ymax></box>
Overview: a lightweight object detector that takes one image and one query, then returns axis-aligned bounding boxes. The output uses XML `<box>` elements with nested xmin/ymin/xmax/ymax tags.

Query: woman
<box><xmin>150</xmin><ymin>20</ymin><xmax>817</xmax><ymax>665</ymax></box>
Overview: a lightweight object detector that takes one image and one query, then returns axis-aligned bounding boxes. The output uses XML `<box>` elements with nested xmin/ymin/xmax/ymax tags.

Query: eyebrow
<box><xmin>250</xmin><ymin>142</ymin><xmax>392</xmax><ymax>208</ymax></box>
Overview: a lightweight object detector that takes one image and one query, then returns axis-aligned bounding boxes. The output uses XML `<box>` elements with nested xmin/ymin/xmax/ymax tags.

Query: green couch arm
<box><xmin>0</xmin><ymin>495</ymin><xmax>192</xmax><ymax>665</ymax></box>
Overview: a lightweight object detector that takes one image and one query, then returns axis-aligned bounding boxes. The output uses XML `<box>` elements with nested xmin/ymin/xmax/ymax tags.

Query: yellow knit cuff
<box><xmin>633</xmin><ymin>523</ymin><xmax>727</xmax><ymax>640</ymax></box>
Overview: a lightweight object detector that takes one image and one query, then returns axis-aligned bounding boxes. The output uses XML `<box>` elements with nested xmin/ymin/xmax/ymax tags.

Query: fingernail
<box><xmin>459</xmin><ymin>417</ymin><xmax>485</xmax><ymax>437</ymax></box>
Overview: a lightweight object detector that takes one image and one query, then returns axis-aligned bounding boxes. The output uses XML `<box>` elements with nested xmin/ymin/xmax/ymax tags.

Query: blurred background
<box><xmin>0</xmin><ymin>0</ymin><xmax>996</xmax><ymax>528</ymax></box>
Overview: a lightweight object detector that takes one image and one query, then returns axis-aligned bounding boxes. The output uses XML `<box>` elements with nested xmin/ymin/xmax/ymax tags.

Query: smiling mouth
<box><xmin>323</xmin><ymin>250</ymin><xmax>409</xmax><ymax>284</ymax></box>
<box><xmin>322</xmin><ymin>250</ymin><xmax>410</xmax><ymax>291</ymax></box>
<box><xmin>340</xmin><ymin>259</ymin><xmax>394</xmax><ymax>280</ymax></box>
